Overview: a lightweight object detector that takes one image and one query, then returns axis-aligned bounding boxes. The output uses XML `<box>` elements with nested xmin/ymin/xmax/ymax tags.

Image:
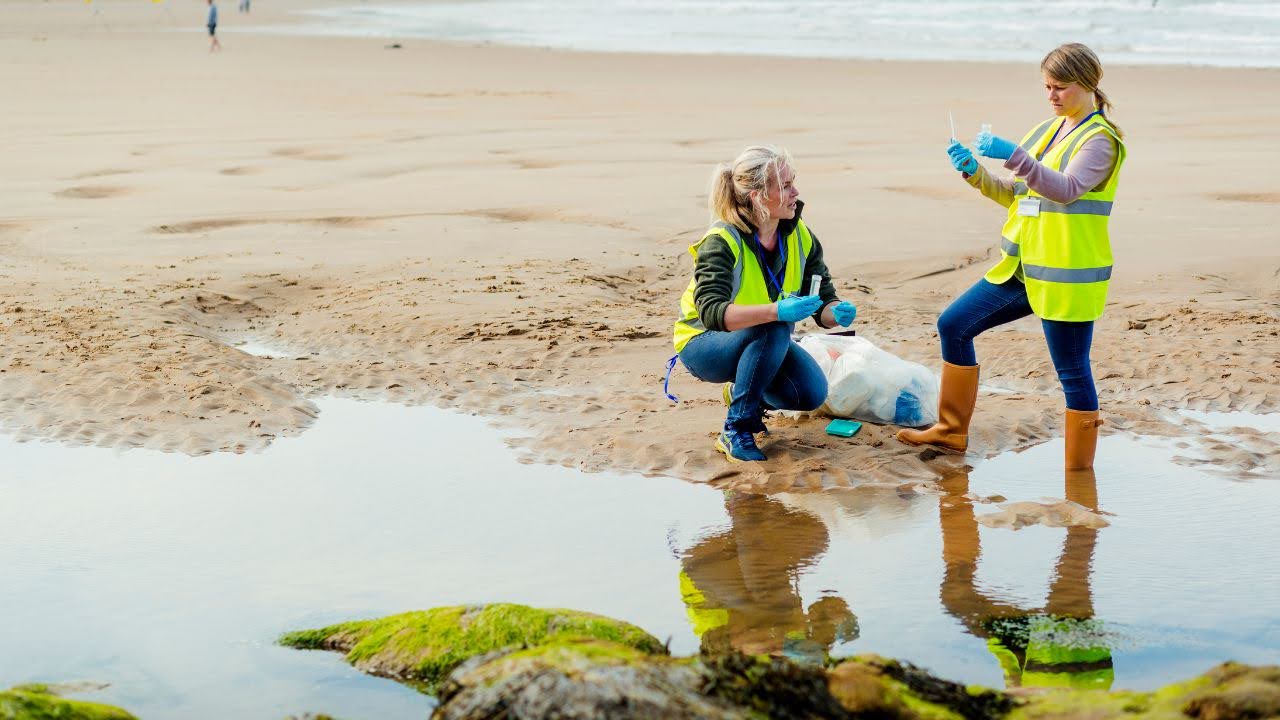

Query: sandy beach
<box><xmin>2</xmin><ymin>0</ymin><xmax>1278</xmax><ymax>490</ymax></box>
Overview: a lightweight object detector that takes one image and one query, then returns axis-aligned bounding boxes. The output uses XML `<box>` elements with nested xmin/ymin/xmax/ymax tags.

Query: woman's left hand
<box><xmin>832</xmin><ymin>301</ymin><xmax>857</xmax><ymax>327</ymax></box>
<box><xmin>974</xmin><ymin>130</ymin><xmax>1017</xmax><ymax>160</ymax></box>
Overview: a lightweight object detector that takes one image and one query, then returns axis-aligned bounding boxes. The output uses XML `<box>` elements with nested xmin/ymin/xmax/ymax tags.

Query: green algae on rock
<box><xmin>437</xmin><ymin>648</ymin><xmax>1007</xmax><ymax>720</ymax></box>
<box><xmin>436</xmin><ymin>639</ymin><xmax>744</xmax><ymax>720</ymax></box>
<box><xmin>279</xmin><ymin>604</ymin><xmax>1280</xmax><ymax>720</ymax></box>
<box><xmin>278</xmin><ymin>603</ymin><xmax>667</xmax><ymax>690</ymax></box>
<box><xmin>1006</xmin><ymin>661</ymin><xmax>1280</xmax><ymax>720</ymax></box>
<box><xmin>0</xmin><ymin>685</ymin><xmax>136</xmax><ymax>720</ymax></box>
<box><xmin>438</xmin><ymin>653</ymin><xmax>1280</xmax><ymax>720</ymax></box>
<box><xmin>828</xmin><ymin>654</ymin><xmax>1011</xmax><ymax>720</ymax></box>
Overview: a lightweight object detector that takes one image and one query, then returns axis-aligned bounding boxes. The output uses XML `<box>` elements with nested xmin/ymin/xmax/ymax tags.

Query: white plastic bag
<box><xmin>798</xmin><ymin>334</ymin><xmax>939</xmax><ymax>426</ymax></box>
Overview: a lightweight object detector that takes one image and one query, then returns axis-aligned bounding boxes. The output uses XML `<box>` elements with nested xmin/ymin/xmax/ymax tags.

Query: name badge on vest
<box><xmin>1017</xmin><ymin>197</ymin><xmax>1041</xmax><ymax>217</ymax></box>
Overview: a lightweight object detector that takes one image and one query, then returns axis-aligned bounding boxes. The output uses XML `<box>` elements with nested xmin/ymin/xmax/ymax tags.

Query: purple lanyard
<box><xmin>751</xmin><ymin>230</ymin><xmax>787</xmax><ymax>297</ymax></box>
<box><xmin>1045</xmin><ymin>110</ymin><xmax>1103</xmax><ymax>152</ymax></box>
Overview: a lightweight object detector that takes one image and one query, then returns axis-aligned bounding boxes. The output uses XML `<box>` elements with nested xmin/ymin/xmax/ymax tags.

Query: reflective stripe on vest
<box><xmin>1019</xmin><ymin>118</ymin><xmax>1057</xmax><ymax>152</ymax></box>
<box><xmin>672</xmin><ymin>220</ymin><xmax>813</xmax><ymax>352</ymax></box>
<box><xmin>984</xmin><ymin>114</ymin><xmax>1126</xmax><ymax>322</ymax></box>
<box><xmin>1023</xmin><ymin>264</ymin><xmax>1113</xmax><ymax>284</ymax></box>
<box><xmin>1013</xmin><ymin>187</ymin><xmax>1113</xmax><ymax>215</ymax></box>
<box><xmin>1039</xmin><ymin>198</ymin><xmax>1113</xmax><ymax>216</ymax></box>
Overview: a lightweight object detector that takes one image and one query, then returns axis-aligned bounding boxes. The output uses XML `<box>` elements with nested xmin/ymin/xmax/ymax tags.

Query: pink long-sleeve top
<box><xmin>965</xmin><ymin>132</ymin><xmax>1118</xmax><ymax>207</ymax></box>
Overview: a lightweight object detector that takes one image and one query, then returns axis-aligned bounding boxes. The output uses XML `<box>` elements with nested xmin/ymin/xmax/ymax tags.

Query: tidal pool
<box><xmin>1</xmin><ymin>399</ymin><xmax>1277</xmax><ymax>718</ymax></box>
<box><xmin>1178</xmin><ymin>408</ymin><xmax>1280</xmax><ymax>434</ymax></box>
<box><xmin>231</xmin><ymin>339</ymin><xmax>303</xmax><ymax>359</ymax></box>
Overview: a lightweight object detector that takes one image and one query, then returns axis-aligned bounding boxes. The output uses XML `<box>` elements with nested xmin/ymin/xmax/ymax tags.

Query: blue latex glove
<box><xmin>776</xmin><ymin>294</ymin><xmax>824</xmax><ymax>323</ymax></box>
<box><xmin>832</xmin><ymin>301</ymin><xmax>857</xmax><ymax>327</ymax></box>
<box><xmin>974</xmin><ymin>129</ymin><xmax>1017</xmax><ymax>159</ymax></box>
<box><xmin>947</xmin><ymin>140</ymin><xmax>978</xmax><ymax>174</ymax></box>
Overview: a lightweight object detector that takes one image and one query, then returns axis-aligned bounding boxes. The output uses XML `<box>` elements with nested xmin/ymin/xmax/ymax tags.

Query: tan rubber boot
<box><xmin>896</xmin><ymin>362</ymin><xmax>980</xmax><ymax>453</ymax></box>
<box><xmin>1064</xmin><ymin>409</ymin><xmax>1104</xmax><ymax>470</ymax></box>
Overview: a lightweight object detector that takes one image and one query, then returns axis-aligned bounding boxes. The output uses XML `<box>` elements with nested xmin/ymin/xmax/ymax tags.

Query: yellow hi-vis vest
<box><xmin>985</xmin><ymin>114</ymin><xmax>1126</xmax><ymax>322</ymax></box>
<box><xmin>672</xmin><ymin>221</ymin><xmax>814</xmax><ymax>352</ymax></box>
<box><xmin>678</xmin><ymin>570</ymin><xmax>729</xmax><ymax>638</ymax></box>
<box><xmin>987</xmin><ymin>616</ymin><xmax>1115</xmax><ymax>691</ymax></box>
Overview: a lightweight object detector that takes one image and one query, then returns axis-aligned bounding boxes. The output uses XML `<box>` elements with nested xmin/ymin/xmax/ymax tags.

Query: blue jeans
<box><xmin>937</xmin><ymin>278</ymin><xmax>1098</xmax><ymax>411</ymax></box>
<box><xmin>679</xmin><ymin>322</ymin><xmax>828</xmax><ymax>428</ymax></box>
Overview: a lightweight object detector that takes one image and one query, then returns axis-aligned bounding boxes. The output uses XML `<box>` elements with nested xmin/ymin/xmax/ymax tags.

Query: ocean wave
<box><xmin>281</xmin><ymin>0</ymin><xmax>1280</xmax><ymax>68</ymax></box>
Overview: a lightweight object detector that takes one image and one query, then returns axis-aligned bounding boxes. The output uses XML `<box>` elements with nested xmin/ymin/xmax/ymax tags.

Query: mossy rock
<box><xmin>436</xmin><ymin>639</ymin><xmax>745</xmax><ymax>720</ymax></box>
<box><xmin>0</xmin><ymin>685</ymin><xmax>136</xmax><ymax>720</ymax></box>
<box><xmin>1180</xmin><ymin>662</ymin><xmax>1280</xmax><ymax>719</ymax></box>
<box><xmin>280</xmin><ymin>604</ymin><xmax>1280</xmax><ymax>720</ymax></box>
<box><xmin>1006</xmin><ymin>662</ymin><xmax>1280</xmax><ymax>720</ymax></box>
<box><xmin>436</xmin><ymin>648</ymin><xmax>1002</xmax><ymax>720</ymax></box>
<box><xmin>828</xmin><ymin>654</ymin><xmax>1010</xmax><ymax>719</ymax></box>
<box><xmin>699</xmin><ymin>651</ymin><xmax>862</xmax><ymax>719</ymax></box>
<box><xmin>279</xmin><ymin>603</ymin><xmax>667</xmax><ymax>691</ymax></box>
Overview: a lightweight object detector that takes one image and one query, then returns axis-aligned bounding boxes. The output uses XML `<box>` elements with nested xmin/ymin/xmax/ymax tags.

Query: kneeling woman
<box><xmin>672</xmin><ymin>146</ymin><xmax>857</xmax><ymax>463</ymax></box>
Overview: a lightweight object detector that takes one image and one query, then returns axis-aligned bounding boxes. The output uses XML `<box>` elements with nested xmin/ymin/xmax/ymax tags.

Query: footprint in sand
<box><xmin>55</xmin><ymin>185</ymin><xmax>129</xmax><ymax>199</ymax></box>
<box><xmin>879</xmin><ymin>185</ymin><xmax>969</xmax><ymax>201</ymax></box>
<box><xmin>464</xmin><ymin>208</ymin><xmax>543</xmax><ymax>224</ymax></box>
<box><xmin>1213</xmin><ymin>192</ymin><xmax>1280</xmax><ymax>203</ymax></box>
<box><xmin>219</xmin><ymin>166</ymin><xmax>261</xmax><ymax>176</ymax></box>
<box><xmin>71</xmin><ymin>168</ymin><xmax>134</xmax><ymax>180</ymax></box>
<box><xmin>154</xmin><ymin>218</ymin><xmax>255</xmax><ymax>234</ymax></box>
<box><xmin>152</xmin><ymin>215</ymin><xmax>386</xmax><ymax>234</ymax></box>
<box><xmin>513</xmin><ymin>158</ymin><xmax>558</xmax><ymax>170</ymax></box>
<box><xmin>271</xmin><ymin>147</ymin><xmax>346</xmax><ymax>162</ymax></box>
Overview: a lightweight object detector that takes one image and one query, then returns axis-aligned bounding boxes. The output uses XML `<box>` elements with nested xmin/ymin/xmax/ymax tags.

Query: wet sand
<box><xmin>1</xmin><ymin>0</ymin><xmax>1278</xmax><ymax>489</ymax></box>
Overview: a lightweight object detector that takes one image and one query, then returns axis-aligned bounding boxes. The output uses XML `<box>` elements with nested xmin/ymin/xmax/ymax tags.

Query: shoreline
<box><xmin>270</xmin><ymin>0</ymin><xmax>1280</xmax><ymax>70</ymax></box>
<box><xmin>21</xmin><ymin>0</ymin><xmax>1280</xmax><ymax>69</ymax></box>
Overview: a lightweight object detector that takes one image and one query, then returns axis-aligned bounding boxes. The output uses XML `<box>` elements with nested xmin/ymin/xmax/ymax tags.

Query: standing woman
<box><xmin>897</xmin><ymin>43</ymin><xmax>1126</xmax><ymax>470</ymax></box>
<box><xmin>672</xmin><ymin>146</ymin><xmax>858</xmax><ymax>463</ymax></box>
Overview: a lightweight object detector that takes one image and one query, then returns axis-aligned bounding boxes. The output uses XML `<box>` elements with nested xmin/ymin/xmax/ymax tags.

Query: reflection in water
<box><xmin>678</xmin><ymin>492</ymin><xmax>859</xmax><ymax>664</ymax></box>
<box><xmin>940</xmin><ymin>469</ymin><xmax>1114</xmax><ymax>690</ymax></box>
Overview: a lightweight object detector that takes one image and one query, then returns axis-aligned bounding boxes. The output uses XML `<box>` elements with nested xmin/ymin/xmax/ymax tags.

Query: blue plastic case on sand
<box><xmin>825</xmin><ymin>419</ymin><xmax>862</xmax><ymax>437</ymax></box>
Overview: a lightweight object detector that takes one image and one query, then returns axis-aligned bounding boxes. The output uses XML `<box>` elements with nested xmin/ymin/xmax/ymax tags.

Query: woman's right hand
<box><xmin>947</xmin><ymin>141</ymin><xmax>978</xmax><ymax>174</ymax></box>
<box><xmin>776</xmin><ymin>294</ymin><xmax>825</xmax><ymax>322</ymax></box>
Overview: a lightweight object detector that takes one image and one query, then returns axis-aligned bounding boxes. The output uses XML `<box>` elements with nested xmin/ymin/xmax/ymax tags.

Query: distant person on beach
<box><xmin>670</xmin><ymin>146</ymin><xmax>859</xmax><ymax>463</ymax></box>
<box><xmin>238</xmin><ymin>0</ymin><xmax>250</xmax><ymax>13</ymax></box>
<box><xmin>897</xmin><ymin>43</ymin><xmax>1125</xmax><ymax>472</ymax></box>
<box><xmin>207</xmin><ymin>0</ymin><xmax>221</xmax><ymax>52</ymax></box>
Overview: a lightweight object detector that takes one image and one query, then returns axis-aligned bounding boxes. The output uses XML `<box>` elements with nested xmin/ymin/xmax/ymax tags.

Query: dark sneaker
<box><xmin>716</xmin><ymin>428</ymin><xmax>767</xmax><ymax>462</ymax></box>
<box><xmin>722</xmin><ymin>384</ymin><xmax>774</xmax><ymax>436</ymax></box>
<box><xmin>740</xmin><ymin>411</ymin><xmax>771</xmax><ymax>436</ymax></box>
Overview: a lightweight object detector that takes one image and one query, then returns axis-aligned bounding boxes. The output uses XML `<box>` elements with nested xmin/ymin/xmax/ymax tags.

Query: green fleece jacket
<box><xmin>691</xmin><ymin>202</ymin><xmax>841</xmax><ymax>332</ymax></box>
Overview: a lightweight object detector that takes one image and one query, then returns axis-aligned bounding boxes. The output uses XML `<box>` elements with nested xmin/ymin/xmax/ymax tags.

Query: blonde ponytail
<box><xmin>1093</xmin><ymin>87</ymin><xmax>1124</xmax><ymax>139</ymax></box>
<box><xmin>708</xmin><ymin>145</ymin><xmax>793</xmax><ymax>233</ymax></box>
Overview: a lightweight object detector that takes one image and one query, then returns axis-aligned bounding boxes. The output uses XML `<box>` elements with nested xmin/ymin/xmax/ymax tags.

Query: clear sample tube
<box><xmin>809</xmin><ymin>274</ymin><xmax>822</xmax><ymax>297</ymax></box>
